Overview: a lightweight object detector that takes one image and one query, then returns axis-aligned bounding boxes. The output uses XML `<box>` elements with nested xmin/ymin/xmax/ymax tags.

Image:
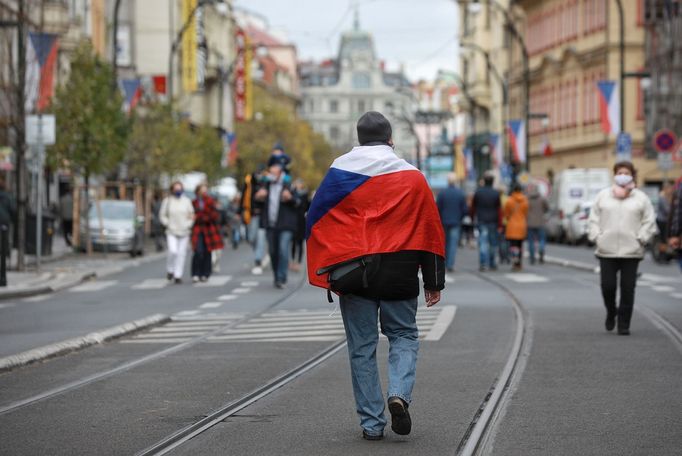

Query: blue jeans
<box><xmin>444</xmin><ymin>225</ymin><xmax>462</xmax><ymax>270</ymax></box>
<box><xmin>267</xmin><ymin>229</ymin><xmax>293</xmax><ymax>284</ymax></box>
<box><xmin>527</xmin><ymin>227</ymin><xmax>546</xmax><ymax>260</ymax></box>
<box><xmin>248</xmin><ymin>216</ymin><xmax>266</xmax><ymax>264</ymax></box>
<box><xmin>478</xmin><ymin>223</ymin><xmax>499</xmax><ymax>268</ymax></box>
<box><xmin>340</xmin><ymin>294</ymin><xmax>419</xmax><ymax>436</ymax></box>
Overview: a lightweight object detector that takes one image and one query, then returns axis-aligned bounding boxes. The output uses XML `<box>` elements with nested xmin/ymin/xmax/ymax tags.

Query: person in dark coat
<box><xmin>191</xmin><ymin>184</ymin><xmax>224</xmax><ymax>282</ymax></box>
<box><xmin>290</xmin><ymin>178</ymin><xmax>309</xmax><ymax>272</ymax></box>
<box><xmin>472</xmin><ymin>173</ymin><xmax>501</xmax><ymax>271</ymax></box>
<box><xmin>437</xmin><ymin>173</ymin><xmax>468</xmax><ymax>272</ymax></box>
<box><xmin>0</xmin><ymin>175</ymin><xmax>15</xmax><ymax>261</ymax></box>
<box><xmin>254</xmin><ymin>164</ymin><xmax>301</xmax><ymax>288</ymax></box>
<box><xmin>668</xmin><ymin>176</ymin><xmax>682</xmax><ymax>272</ymax></box>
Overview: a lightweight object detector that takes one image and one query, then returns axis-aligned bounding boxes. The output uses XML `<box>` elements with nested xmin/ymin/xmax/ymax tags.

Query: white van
<box><xmin>547</xmin><ymin>168</ymin><xmax>611</xmax><ymax>242</ymax></box>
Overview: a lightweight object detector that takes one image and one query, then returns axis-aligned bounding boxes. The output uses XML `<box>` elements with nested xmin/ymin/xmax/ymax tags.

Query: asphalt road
<box><xmin>0</xmin><ymin>245</ymin><xmax>680</xmax><ymax>455</ymax></box>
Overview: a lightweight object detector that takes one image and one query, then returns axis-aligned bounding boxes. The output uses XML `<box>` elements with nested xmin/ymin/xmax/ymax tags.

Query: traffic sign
<box><xmin>658</xmin><ymin>152</ymin><xmax>674</xmax><ymax>171</ymax></box>
<box><xmin>616</xmin><ymin>132</ymin><xmax>632</xmax><ymax>160</ymax></box>
<box><xmin>653</xmin><ymin>129</ymin><xmax>677</xmax><ymax>153</ymax></box>
<box><xmin>25</xmin><ymin>114</ymin><xmax>56</xmax><ymax>146</ymax></box>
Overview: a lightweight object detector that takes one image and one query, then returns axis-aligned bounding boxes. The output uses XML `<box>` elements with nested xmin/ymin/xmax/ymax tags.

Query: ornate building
<box><xmin>298</xmin><ymin>13</ymin><xmax>415</xmax><ymax>159</ymax></box>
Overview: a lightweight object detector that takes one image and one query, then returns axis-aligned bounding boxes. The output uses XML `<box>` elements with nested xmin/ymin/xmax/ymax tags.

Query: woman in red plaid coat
<box><xmin>191</xmin><ymin>184</ymin><xmax>224</xmax><ymax>282</ymax></box>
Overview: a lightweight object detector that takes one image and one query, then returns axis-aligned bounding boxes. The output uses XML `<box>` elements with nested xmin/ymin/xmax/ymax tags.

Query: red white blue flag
<box><xmin>121</xmin><ymin>79</ymin><xmax>142</xmax><ymax>113</ymax></box>
<box><xmin>25</xmin><ymin>32</ymin><xmax>59</xmax><ymax>112</ymax></box>
<box><xmin>306</xmin><ymin>145</ymin><xmax>445</xmax><ymax>290</ymax></box>
<box><xmin>597</xmin><ymin>80</ymin><xmax>620</xmax><ymax>136</ymax></box>
<box><xmin>507</xmin><ymin>120</ymin><xmax>526</xmax><ymax>164</ymax></box>
<box><xmin>490</xmin><ymin>133</ymin><xmax>503</xmax><ymax>168</ymax></box>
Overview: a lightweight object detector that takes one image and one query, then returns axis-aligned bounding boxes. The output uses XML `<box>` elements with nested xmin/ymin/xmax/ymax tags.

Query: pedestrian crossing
<box><xmin>67</xmin><ymin>274</ymin><xmax>239</xmax><ymax>293</ymax></box>
<box><xmin>121</xmin><ymin>306</ymin><xmax>458</xmax><ymax>344</ymax></box>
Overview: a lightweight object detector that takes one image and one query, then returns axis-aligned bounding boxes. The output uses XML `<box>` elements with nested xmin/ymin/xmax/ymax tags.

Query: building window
<box><xmin>352</xmin><ymin>72</ymin><xmax>371</xmax><ymax>89</ymax></box>
<box><xmin>583</xmin><ymin>0</ymin><xmax>607</xmax><ymax>35</ymax></box>
<box><xmin>330</xmin><ymin>99</ymin><xmax>338</xmax><ymax>113</ymax></box>
<box><xmin>330</xmin><ymin>126</ymin><xmax>339</xmax><ymax>140</ymax></box>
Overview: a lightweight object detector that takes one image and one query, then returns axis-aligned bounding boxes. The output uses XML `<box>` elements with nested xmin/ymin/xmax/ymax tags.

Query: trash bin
<box><xmin>25</xmin><ymin>211</ymin><xmax>54</xmax><ymax>256</ymax></box>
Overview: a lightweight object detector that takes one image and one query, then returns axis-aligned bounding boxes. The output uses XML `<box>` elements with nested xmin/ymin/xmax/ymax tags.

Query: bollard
<box><xmin>0</xmin><ymin>225</ymin><xmax>7</xmax><ymax>287</ymax></box>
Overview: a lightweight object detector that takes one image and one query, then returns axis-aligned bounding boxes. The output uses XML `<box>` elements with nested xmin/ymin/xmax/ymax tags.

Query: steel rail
<box><xmin>136</xmin><ymin>338</ymin><xmax>348</xmax><ymax>456</ymax></box>
<box><xmin>456</xmin><ymin>271</ymin><xmax>531</xmax><ymax>456</ymax></box>
<box><xmin>0</xmin><ymin>274</ymin><xmax>308</xmax><ymax>416</ymax></box>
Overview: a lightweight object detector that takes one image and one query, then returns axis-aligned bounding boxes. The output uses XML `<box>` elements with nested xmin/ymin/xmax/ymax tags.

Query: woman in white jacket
<box><xmin>159</xmin><ymin>182</ymin><xmax>195</xmax><ymax>284</ymax></box>
<box><xmin>588</xmin><ymin>161</ymin><xmax>656</xmax><ymax>335</ymax></box>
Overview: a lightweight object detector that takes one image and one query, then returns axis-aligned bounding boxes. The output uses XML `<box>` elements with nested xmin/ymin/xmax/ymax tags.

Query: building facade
<box><xmin>508</xmin><ymin>0</ymin><xmax>672</xmax><ymax>184</ymax></box>
<box><xmin>298</xmin><ymin>14</ymin><xmax>415</xmax><ymax>160</ymax></box>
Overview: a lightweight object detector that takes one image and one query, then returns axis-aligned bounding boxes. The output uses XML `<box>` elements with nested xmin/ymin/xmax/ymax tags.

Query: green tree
<box><xmin>49</xmin><ymin>41</ymin><xmax>128</xmax><ymax>252</ymax></box>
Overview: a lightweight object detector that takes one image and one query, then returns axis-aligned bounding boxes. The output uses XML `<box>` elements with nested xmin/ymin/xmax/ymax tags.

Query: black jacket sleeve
<box><xmin>419</xmin><ymin>251</ymin><xmax>445</xmax><ymax>291</ymax></box>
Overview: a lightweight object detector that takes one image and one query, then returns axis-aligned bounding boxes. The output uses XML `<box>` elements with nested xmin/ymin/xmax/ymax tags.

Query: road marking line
<box><xmin>445</xmin><ymin>275</ymin><xmax>455</xmax><ymax>283</ymax></box>
<box><xmin>217</xmin><ymin>294</ymin><xmax>237</xmax><ymax>301</ymax></box>
<box><xmin>232</xmin><ymin>288</ymin><xmax>251</xmax><ymax>294</ymax></box>
<box><xmin>227</xmin><ymin>324</ymin><xmax>345</xmax><ymax>335</ymax></box>
<box><xmin>241</xmin><ymin>281</ymin><xmax>259</xmax><ymax>287</ymax></box>
<box><xmin>210</xmin><ymin>329</ymin><xmax>348</xmax><ymax>340</ymax></box>
<box><xmin>133</xmin><ymin>332</ymin><xmax>208</xmax><ymax>338</ymax></box>
<box><xmin>69</xmin><ymin>280</ymin><xmax>118</xmax><ymax>292</ymax></box>
<box><xmin>504</xmin><ymin>273</ymin><xmax>549</xmax><ymax>283</ymax></box>
<box><xmin>132</xmin><ymin>279</ymin><xmax>169</xmax><ymax>290</ymax></box>
<box><xmin>23</xmin><ymin>295</ymin><xmax>51</xmax><ymax>302</ymax></box>
<box><xmin>209</xmin><ymin>336</ymin><xmax>342</xmax><ymax>343</ymax></box>
<box><xmin>151</xmin><ymin>326</ymin><xmax>218</xmax><ymax>332</ymax></box>
<box><xmin>651</xmin><ymin>285</ymin><xmax>675</xmax><ymax>292</ymax></box>
<box><xmin>175</xmin><ymin>310</ymin><xmax>201</xmax><ymax>317</ymax></box>
<box><xmin>423</xmin><ymin>305</ymin><xmax>457</xmax><ymax>341</ymax></box>
<box><xmin>0</xmin><ymin>303</ymin><xmax>16</xmax><ymax>309</ymax></box>
<box><xmin>641</xmin><ymin>273</ymin><xmax>678</xmax><ymax>283</ymax></box>
<box><xmin>193</xmin><ymin>275</ymin><xmax>232</xmax><ymax>287</ymax></box>
<box><xmin>120</xmin><ymin>338</ymin><xmax>192</xmax><ymax>344</ymax></box>
<box><xmin>199</xmin><ymin>302</ymin><xmax>223</xmax><ymax>309</ymax></box>
<box><xmin>670</xmin><ymin>293</ymin><xmax>682</xmax><ymax>299</ymax></box>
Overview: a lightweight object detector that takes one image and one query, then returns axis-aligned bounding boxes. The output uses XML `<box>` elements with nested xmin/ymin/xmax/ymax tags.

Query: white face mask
<box><xmin>614</xmin><ymin>174</ymin><xmax>633</xmax><ymax>187</ymax></box>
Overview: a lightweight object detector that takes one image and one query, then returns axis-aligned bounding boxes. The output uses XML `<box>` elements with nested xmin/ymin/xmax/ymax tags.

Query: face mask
<box><xmin>614</xmin><ymin>174</ymin><xmax>633</xmax><ymax>187</ymax></box>
<box><xmin>173</xmin><ymin>190</ymin><xmax>183</xmax><ymax>198</ymax></box>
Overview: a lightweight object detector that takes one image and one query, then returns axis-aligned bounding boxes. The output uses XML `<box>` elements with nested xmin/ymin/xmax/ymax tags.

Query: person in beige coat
<box><xmin>160</xmin><ymin>181</ymin><xmax>195</xmax><ymax>284</ymax></box>
<box><xmin>588</xmin><ymin>161</ymin><xmax>656</xmax><ymax>335</ymax></box>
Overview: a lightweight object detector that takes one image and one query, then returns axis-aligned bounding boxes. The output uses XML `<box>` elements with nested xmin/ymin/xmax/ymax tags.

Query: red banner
<box><xmin>234</xmin><ymin>28</ymin><xmax>252</xmax><ymax>122</ymax></box>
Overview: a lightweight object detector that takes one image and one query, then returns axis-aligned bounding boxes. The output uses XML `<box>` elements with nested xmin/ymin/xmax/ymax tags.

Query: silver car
<box><xmin>80</xmin><ymin>200</ymin><xmax>144</xmax><ymax>256</ymax></box>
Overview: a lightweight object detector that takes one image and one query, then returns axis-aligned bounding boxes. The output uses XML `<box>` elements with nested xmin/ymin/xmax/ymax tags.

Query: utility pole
<box><xmin>16</xmin><ymin>0</ymin><xmax>27</xmax><ymax>271</ymax></box>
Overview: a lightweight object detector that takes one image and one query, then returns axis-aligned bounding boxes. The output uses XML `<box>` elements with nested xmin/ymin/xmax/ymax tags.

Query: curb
<box><xmin>0</xmin><ymin>251</ymin><xmax>166</xmax><ymax>300</ymax></box>
<box><xmin>0</xmin><ymin>313</ymin><xmax>170</xmax><ymax>373</ymax></box>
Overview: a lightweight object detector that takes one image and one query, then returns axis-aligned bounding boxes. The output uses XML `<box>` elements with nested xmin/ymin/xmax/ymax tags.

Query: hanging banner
<box><xmin>597</xmin><ymin>80</ymin><xmax>620</xmax><ymax>136</ymax></box>
<box><xmin>235</xmin><ymin>28</ymin><xmax>253</xmax><ymax>122</ymax></box>
<box><xmin>181</xmin><ymin>0</ymin><xmax>198</xmax><ymax>93</ymax></box>
<box><xmin>507</xmin><ymin>119</ymin><xmax>527</xmax><ymax>164</ymax></box>
<box><xmin>25</xmin><ymin>32</ymin><xmax>59</xmax><ymax>113</ymax></box>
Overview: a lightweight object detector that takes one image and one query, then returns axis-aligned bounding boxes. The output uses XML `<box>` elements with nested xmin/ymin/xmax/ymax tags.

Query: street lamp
<box><xmin>168</xmin><ymin>0</ymin><xmax>227</xmax><ymax>101</ymax></box>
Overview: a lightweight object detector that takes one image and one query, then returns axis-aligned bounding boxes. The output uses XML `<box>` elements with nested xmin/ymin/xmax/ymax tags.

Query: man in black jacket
<box><xmin>472</xmin><ymin>173</ymin><xmax>501</xmax><ymax>271</ymax></box>
<box><xmin>333</xmin><ymin>112</ymin><xmax>445</xmax><ymax>441</ymax></box>
<box><xmin>255</xmin><ymin>164</ymin><xmax>300</xmax><ymax>288</ymax></box>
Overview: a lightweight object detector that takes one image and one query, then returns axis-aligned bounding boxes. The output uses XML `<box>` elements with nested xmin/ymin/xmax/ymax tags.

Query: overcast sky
<box><xmin>234</xmin><ymin>0</ymin><xmax>461</xmax><ymax>82</ymax></box>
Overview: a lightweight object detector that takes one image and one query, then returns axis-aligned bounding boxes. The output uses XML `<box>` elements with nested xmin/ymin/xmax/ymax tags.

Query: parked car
<box><xmin>547</xmin><ymin>168</ymin><xmax>610</xmax><ymax>242</ymax></box>
<box><xmin>80</xmin><ymin>200</ymin><xmax>144</xmax><ymax>256</ymax></box>
<box><xmin>565</xmin><ymin>201</ymin><xmax>592</xmax><ymax>245</ymax></box>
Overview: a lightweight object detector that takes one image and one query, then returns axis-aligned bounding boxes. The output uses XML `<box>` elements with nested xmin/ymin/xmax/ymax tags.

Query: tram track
<box><xmin>0</xmin><ymin>273</ymin><xmax>309</xmax><ymax>417</ymax></box>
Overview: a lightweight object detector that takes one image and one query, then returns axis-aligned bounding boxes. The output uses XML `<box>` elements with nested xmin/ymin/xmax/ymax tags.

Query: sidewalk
<box><xmin>0</xmin><ymin>237</ymin><xmax>165</xmax><ymax>300</ymax></box>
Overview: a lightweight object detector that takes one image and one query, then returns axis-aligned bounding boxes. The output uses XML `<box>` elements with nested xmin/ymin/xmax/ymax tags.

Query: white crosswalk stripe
<box><xmin>23</xmin><ymin>294</ymin><xmax>51</xmax><ymax>302</ymax></box>
<box><xmin>504</xmin><ymin>273</ymin><xmax>548</xmax><ymax>283</ymax></box>
<box><xmin>121</xmin><ymin>307</ymin><xmax>457</xmax><ymax>344</ymax></box>
<box><xmin>193</xmin><ymin>275</ymin><xmax>232</xmax><ymax>287</ymax></box>
<box><xmin>70</xmin><ymin>280</ymin><xmax>118</xmax><ymax>292</ymax></box>
<box><xmin>0</xmin><ymin>303</ymin><xmax>16</xmax><ymax>309</ymax></box>
<box><xmin>132</xmin><ymin>279</ymin><xmax>170</xmax><ymax>290</ymax></box>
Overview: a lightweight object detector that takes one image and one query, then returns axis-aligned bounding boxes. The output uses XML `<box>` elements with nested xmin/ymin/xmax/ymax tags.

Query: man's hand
<box><xmin>424</xmin><ymin>289</ymin><xmax>441</xmax><ymax>307</ymax></box>
<box><xmin>669</xmin><ymin>236</ymin><xmax>680</xmax><ymax>249</ymax></box>
<box><xmin>254</xmin><ymin>188</ymin><xmax>267</xmax><ymax>201</ymax></box>
<box><xmin>281</xmin><ymin>189</ymin><xmax>293</xmax><ymax>202</ymax></box>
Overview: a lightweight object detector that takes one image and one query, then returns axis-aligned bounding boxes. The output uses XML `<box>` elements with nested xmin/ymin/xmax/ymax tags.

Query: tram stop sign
<box><xmin>653</xmin><ymin>129</ymin><xmax>677</xmax><ymax>153</ymax></box>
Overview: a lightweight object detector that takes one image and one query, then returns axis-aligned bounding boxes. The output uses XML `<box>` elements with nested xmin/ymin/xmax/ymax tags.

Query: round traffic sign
<box><xmin>653</xmin><ymin>129</ymin><xmax>677</xmax><ymax>153</ymax></box>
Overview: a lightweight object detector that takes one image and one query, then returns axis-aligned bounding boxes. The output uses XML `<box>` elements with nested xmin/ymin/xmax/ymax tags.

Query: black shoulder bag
<box><xmin>316</xmin><ymin>255</ymin><xmax>381</xmax><ymax>303</ymax></box>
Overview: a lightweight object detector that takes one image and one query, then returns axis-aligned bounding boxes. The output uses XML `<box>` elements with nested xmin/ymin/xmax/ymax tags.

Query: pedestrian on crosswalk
<box><xmin>588</xmin><ymin>161</ymin><xmax>657</xmax><ymax>335</ymax></box>
<box><xmin>190</xmin><ymin>184</ymin><xmax>224</xmax><ymax>283</ymax></box>
<box><xmin>159</xmin><ymin>182</ymin><xmax>195</xmax><ymax>284</ymax></box>
<box><xmin>504</xmin><ymin>183</ymin><xmax>529</xmax><ymax>271</ymax></box>
<box><xmin>306</xmin><ymin>111</ymin><xmax>445</xmax><ymax>441</ymax></box>
<box><xmin>240</xmin><ymin>165</ymin><xmax>268</xmax><ymax>275</ymax></box>
<box><xmin>472</xmin><ymin>172</ymin><xmax>502</xmax><ymax>271</ymax></box>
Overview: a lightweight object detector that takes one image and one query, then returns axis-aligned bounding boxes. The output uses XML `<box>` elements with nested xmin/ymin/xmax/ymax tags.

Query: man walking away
<box><xmin>306</xmin><ymin>111</ymin><xmax>445</xmax><ymax>440</ymax></box>
<box><xmin>472</xmin><ymin>173</ymin><xmax>501</xmax><ymax>271</ymax></box>
<box><xmin>526</xmin><ymin>183</ymin><xmax>549</xmax><ymax>264</ymax></box>
<box><xmin>59</xmin><ymin>187</ymin><xmax>73</xmax><ymax>247</ymax></box>
<box><xmin>437</xmin><ymin>173</ymin><xmax>468</xmax><ymax>272</ymax></box>
<box><xmin>0</xmin><ymin>176</ymin><xmax>15</xmax><ymax>265</ymax></box>
<box><xmin>255</xmin><ymin>164</ymin><xmax>300</xmax><ymax>288</ymax></box>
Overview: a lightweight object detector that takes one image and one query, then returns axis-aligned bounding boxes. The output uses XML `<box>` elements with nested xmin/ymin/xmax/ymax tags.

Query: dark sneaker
<box><xmin>362</xmin><ymin>430</ymin><xmax>383</xmax><ymax>441</ymax></box>
<box><xmin>167</xmin><ymin>272</ymin><xmax>173</xmax><ymax>281</ymax></box>
<box><xmin>479</xmin><ymin>265</ymin><xmax>487</xmax><ymax>272</ymax></box>
<box><xmin>388</xmin><ymin>396</ymin><xmax>411</xmax><ymax>435</ymax></box>
<box><xmin>489</xmin><ymin>265</ymin><xmax>498</xmax><ymax>271</ymax></box>
<box><xmin>605</xmin><ymin>313</ymin><xmax>616</xmax><ymax>331</ymax></box>
<box><xmin>174</xmin><ymin>278</ymin><xmax>182</xmax><ymax>284</ymax></box>
<box><xmin>617</xmin><ymin>328</ymin><xmax>630</xmax><ymax>336</ymax></box>
<box><xmin>274</xmin><ymin>282</ymin><xmax>284</xmax><ymax>289</ymax></box>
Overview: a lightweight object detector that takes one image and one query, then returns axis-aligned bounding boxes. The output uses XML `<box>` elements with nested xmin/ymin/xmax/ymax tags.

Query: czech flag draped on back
<box><xmin>305</xmin><ymin>145</ymin><xmax>445</xmax><ymax>290</ymax></box>
<box><xmin>25</xmin><ymin>32</ymin><xmax>59</xmax><ymax>112</ymax></box>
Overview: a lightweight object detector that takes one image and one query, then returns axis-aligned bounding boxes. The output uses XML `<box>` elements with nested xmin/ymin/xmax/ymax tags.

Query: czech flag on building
<box><xmin>507</xmin><ymin>120</ymin><xmax>526</xmax><ymax>164</ymax></box>
<box><xmin>121</xmin><ymin>79</ymin><xmax>142</xmax><ymax>113</ymax></box>
<box><xmin>25</xmin><ymin>32</ymin><xmax>59</xmax><ymax>113</ymax></box>
<box><xmin>597</xmin><ymin>80</ymin><xmax>620</xmax><ymax>136</ymax></box>
<box><xmin>490</xmin><ymin>133</ymin><xmax>504</xmax><ymax>168</ymax></box>
<box><xmin>305</xmin><ymin>145</ymin><xmax>445</xmax><ymax>290</ymax></box>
